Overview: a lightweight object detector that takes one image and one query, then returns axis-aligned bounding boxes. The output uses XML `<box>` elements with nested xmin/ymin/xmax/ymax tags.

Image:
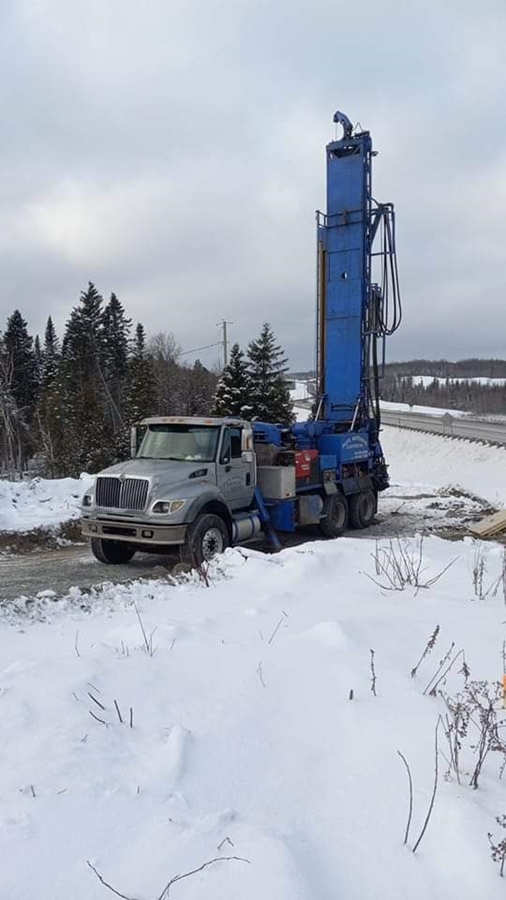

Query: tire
<box><xmin>90</xmin><ymin>538</ymin><xmax>136</xmax><ymax>564</ymax></box>
<box><xmin>319</xmin><ymin>492</ymin><xmax>348</xmax><ymax>538</ymax></box>
<box><xmin>348</xmin><ymin>489</ymin><xmax>376</xmax><ymax>530</ymax></box>
<box><xmin>182</xmin><ymin>514</ymin><xmax>229</xmax><ymax>567</ymax></box>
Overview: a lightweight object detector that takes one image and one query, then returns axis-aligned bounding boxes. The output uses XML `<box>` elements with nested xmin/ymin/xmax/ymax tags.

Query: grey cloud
<box><xmin>0</xmin><ymin>0</ymin><xmax>505</xmax><ymax>370</ymax></box>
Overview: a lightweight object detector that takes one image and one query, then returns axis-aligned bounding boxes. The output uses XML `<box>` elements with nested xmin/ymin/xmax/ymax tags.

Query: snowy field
<box><xmin>382</xmin><ymin>426</ymin><xmax>506</xmax><ymax>509</ymax></box>
<box><xmin>1</xmin><ymin>538</ymin><xmax>506</xmax><ymax>899</ymax></box>
<box><xmin>0</xmin><ymin>430</ymin><xmax>506</xmax><ymax>897</ymax></box>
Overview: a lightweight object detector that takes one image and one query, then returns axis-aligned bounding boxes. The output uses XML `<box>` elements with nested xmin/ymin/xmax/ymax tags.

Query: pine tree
<box><xmin>246</xmin><ymin>323</ymin><xmax>293</xmax><ymax>422</ymax></box>
<box><xmin>212</xmin><ymin>343</ymin><xmax>251</xmax><ymax>416</ymax></box>
<box><xmin>3</xmin><ymin>310</ymin><xmax>38</xmax><ymax>420</ymax></box>
<box><xmin>125</xmin><ymin>323</ymin><xmax>156</xmax><ymax>423</ymax></box>
<box><xmin>61</xmin><ymin>282</ymin><xmax>105</xmax><ymax>392</ymax></box>
<box><xmin>184</xmin><ymin>360</ymin><xmax>218</xmax><ymax>416</ymax></box>
<box><xmin>59</xmin><ymin>283</ymin><xmax>113</xmax><ymax>474</ymax></box>
<box><xmin>41</xmin><ymin>316</ymin><xmax>60</xmax><ymax>389</ymax></box>
<box><xmin>34</xmin><ymin>317</ymin><xmax>66</xmax><ymax>476</ymax></box>
<box><xmin>102</xmin><ymin>292</ymin><xmax>132</xmax><ymax>430</ymax></box>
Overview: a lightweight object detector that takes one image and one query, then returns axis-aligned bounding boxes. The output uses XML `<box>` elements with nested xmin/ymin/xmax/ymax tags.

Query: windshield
<box><xmin>137</xmin><ymin>424</ymin><xmax>220</xmax><ymax>462</ymax></box>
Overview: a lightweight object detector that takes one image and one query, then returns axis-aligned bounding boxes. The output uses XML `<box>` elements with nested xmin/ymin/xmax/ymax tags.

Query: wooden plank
<box><xmin>469</xmin><ymin>510</ymin><xmax>506</xmax><ymax>537</ymax></box>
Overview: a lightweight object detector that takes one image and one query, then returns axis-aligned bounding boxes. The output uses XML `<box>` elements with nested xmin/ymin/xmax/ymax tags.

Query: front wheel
<box><xmin>182</xmin><ymin>514</ymin><xmax>229</xmax><ymax>567</ymax></box>
<box><xmin>90</xmin><ymin>538</ymin><xmax>136</xmax><ymax>564</ymax></box>
<box><xmin>348</xmin><ymin>489</ymin><xmax>376</xmax><ymax>529</ymax></box>
<box><xmin>319</xmin><ymin>492</ymin><xmax>348</xmax><ymax>538</ymax></box>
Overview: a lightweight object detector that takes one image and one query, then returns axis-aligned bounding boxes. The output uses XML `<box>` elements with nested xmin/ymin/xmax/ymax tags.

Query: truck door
<box><xmin>217</xmin><ymin>426</ymin><xmax>255</xmax><ymax>509</ymax></box>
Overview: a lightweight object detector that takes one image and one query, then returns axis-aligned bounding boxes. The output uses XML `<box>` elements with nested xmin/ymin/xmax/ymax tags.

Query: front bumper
<box><xmin>82</xmin><ymin>515</ymin><xmax>188</xmax><ymax>546</ymax></box>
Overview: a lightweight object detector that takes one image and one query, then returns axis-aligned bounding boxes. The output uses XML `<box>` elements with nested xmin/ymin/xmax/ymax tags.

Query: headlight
<box><xmin>151</xmin><ymin>499</ymin><xmax>187</xmax><ymax>515</ymax></box>
<box><xmin>82</xmin><ymin>494</ymin><xmax>93</xmax><ymax>507</ymax></box>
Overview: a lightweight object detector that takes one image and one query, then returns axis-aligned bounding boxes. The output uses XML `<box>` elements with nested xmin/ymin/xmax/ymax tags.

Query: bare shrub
<box><xmin>411</xmin><ymin>624</ymin><xmax>440</xmax><ymax>678</ymax></box>
<box><xmin>489</xmin><ymin>816</ymin><xmax>506</xmax><ymax>877</ymax></box>
<box><xmin>365</xmin><ymin>536</ymin><xmax>458</xmax><ymax>593</ymax></box>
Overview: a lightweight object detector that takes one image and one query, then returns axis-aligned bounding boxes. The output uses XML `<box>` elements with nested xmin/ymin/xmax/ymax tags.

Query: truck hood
<box><xmin>95</xmin><ymin>457</ymin><xmax>212</xmax><ymax>493</ymax></box>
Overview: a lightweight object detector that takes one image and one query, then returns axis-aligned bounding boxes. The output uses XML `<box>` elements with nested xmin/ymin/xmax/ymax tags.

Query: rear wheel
<box><xmin>182</xmin><ymin>514</ymin><xmax>229</xmax><ymax>567</ymax></box>
<box><xmin>319</xmin><ymin>492</ymin><xmax>348</xmax><ymax>538</ymax></box>
<box><xmin>348</xmin><ymin>489</ymin><xmax>376</xmax><ymax>529</ymax></box>
<box><xmin>90</xmin><ymin>538</ymin><xmax>136</xmax><ymax>564</ymax></box>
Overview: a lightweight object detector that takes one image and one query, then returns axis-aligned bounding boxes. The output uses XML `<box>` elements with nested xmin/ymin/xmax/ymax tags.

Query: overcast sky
<box><xmin>0</xmin><ymin>0</ymin><xmax>505</xmax><ymax>371</ymax></box>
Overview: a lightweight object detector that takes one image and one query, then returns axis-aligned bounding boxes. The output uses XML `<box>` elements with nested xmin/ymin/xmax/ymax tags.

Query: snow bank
<box><xmin>383</xmin><ymin>425</ymin><xmax>506</xmax><ymax>508</ymax></box>
<box><xmin>381</xmin><ymin>399</ymin><xmax>467</xmax><ymax>417</ymax></box>
<box><xmin>0</xmin><ymin>474</ymin><xmax>94</xmax><ymax>532</ymax></box>
<box><xmin>1</xmin><ymin>538</ymin><xmax>505</xmax><ymax>898</ymax></box>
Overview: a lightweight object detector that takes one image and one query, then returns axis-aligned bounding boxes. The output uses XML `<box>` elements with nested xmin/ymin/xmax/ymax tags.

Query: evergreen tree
<box><xmin>33</xmin><ymin>334</ymin><xmax>43</xmax><ymax>393</ymax></box>
<box><xmin>41</xmin><ymin>316</ymin><xmax>60</xmax><ymax>389</ymax></box>
<box><xmin>184</xmin><ymin>360</ymin><xmax>218</xmax><ymax>416</ymax></box>
<box><xmin>125</xmin><ymin>323</ymin><xmax>156</xmax><ymax>422</ymax></box>
<box><xmin>246</xmin><ymin>323</ymin><xmax>293</xmax><ymax>422</ymax></box>
<box><xmin>3</xmin><ymin>310</ymin><xmax>38</xmax><ymax>420</ymax></box>
<box><xmin>212</xmin><ymin>343</ymin><xmax>251</xmax><ymax>416</ymax></box>
<box><xmin>59</xmin><ymin>283</ymin><xmax>112</xmax><ymax>474</ymax></box>
<box><xmin>61</xmin><ymin>282</ymin><xmax>105</xmax><ymax>391</ymax></box>
<box><xmin>34</xmin><ymin>317</ymin><xmax>66</xmax><ymax>476</ymax></box>
<box><xmin>102</xmin><ymin>292</ymin><xmax>132</xmax><ymax>430</ymax></box>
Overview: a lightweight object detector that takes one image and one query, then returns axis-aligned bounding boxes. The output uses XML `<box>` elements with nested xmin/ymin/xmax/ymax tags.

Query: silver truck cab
<box><xmin>81</xmin><ymin>416</ymin><xmax>257</xmax><ymax>565</ymax></box>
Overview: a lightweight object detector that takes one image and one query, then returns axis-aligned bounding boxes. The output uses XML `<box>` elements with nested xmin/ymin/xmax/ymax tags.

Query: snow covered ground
<box><xmin>382</xmin><ymin>426</ymin><xmax>506</xmax><ymax>509</ymax></box>
<box><xmin>381</xmin><ymin>399</ymin><xmax>467</xmax><ymax>417</ymax></box>
<box><xmin>1</xmin><ymin>538</ymin><xmax>506</xmax><ymax>899</ymax></box>
<box><xmin>0</xmin><ymin>474</ymin><xmax>93</xmax><ymax>533</ymax></box>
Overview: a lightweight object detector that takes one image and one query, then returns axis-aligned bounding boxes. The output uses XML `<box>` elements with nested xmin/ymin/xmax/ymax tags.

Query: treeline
<box><xmin>0</xmin><ymin>283</ymin><xmax>218</xmax><ymax>478</ymax></box>
<box><xmin>384</xmin><ymin>358</ymin><xmax>506</xmax><ymax>378</ymax></box>
<box><xmin>381</xmin><ymin>359</ymin><xmax>506</xmax><ymax>414</ymax></box>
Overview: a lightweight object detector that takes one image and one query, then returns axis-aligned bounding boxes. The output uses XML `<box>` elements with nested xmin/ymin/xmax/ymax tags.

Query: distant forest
<box><xmin>382</xmin><ymin>359</ymin><xmax>506</xmax><ymax>414</ymax></box>
<box><xmin>292</xmin><ymin>359</ymin><xmax>506</xmax><ymax>415</ymax></box>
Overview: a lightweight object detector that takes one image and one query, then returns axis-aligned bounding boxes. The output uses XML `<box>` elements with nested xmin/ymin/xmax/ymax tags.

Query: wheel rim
<box><xmin>331</xmin><ymin>500</ymin><xmax>345</xmax><ymax>530</ymax></box>
<box><xmin>362</xmin><ymin>494</ymin><xmax>374</xmax><ymax>522</ymax></box>
<box><xmin>201</xmin><ymin>527</ymin><xmax>225</xmax><ymax>560</ymax></box>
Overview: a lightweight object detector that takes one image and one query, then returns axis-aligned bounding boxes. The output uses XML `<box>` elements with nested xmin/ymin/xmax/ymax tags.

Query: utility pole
<box><xmin>217</xmin><ymin>318</ymin><xmax>233</xmax><ymax>368</ymax></box>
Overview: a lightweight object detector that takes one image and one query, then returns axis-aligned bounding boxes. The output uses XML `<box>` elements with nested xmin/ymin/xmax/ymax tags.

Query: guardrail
<box><xmin>381</xmin><ymin>410</ymin><xmax>506</xmax><ymax>446</ymax></box>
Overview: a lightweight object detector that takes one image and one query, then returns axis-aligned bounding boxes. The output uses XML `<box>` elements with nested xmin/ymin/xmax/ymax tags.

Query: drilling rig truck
<box><xmin>81</xmin><ymin>109</ymin><xmax>402</xmax><ymax>566</ymax></box>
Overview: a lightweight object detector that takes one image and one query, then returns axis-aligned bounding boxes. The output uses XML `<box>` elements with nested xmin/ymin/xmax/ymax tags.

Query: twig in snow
<box><xmin>397</xmin><ymin>751</ymin><xmax>413</xmax><ymax>845</ymax></box>
<box><xmin>89</xmin><ymin>692</ymin><xmax>106</xmax><ymax>711</ymax></box>
<box><xmin>267</xmin><ymin>611</ymin><xmax>288</xmax><ymax>645</ymax></box>
<box><xmin>30</xmin><ymin>784</ymin><xmax>36</xmax><ymax>798</ymax></box>
<box><xmin>411</xmin><ymin>625</ymin><xmax>440</xmax><ymax>677</ymax></box>
<box><xmin>370</xmin><ymin>649</ymin><xmax>377</xmax><ymax>696</ymax></box>
<box><xmin>74</xmin><ymin>630</ymin><xmax>80</xmax><ymax>658</ymax></box>
<box><xmin>349</xmin><ymin>689</ymin><xmax>354</xmax><ymax>700</ymax></box>
<box><xmin>87</xmin><ymin>861</ymin><xmax>137</xmax><ymax>899</ymax></box>
<box><xmin>87</xmin><ymin>856</ymin><xmax>251</xmax><ymax>900</ymax></box>
<box><xmin>89</xmin><ymin>710</ymin><xmax>108</xmax><ymax>726</ymax></box>
<box><xmin>422</xmin><ymin>642</ymin><xmax>456</xmax><ymax>695</ymax></box>
<box><xmin>114</xmin><ymin>700</ymin><xmax>123</xmax><ymax>724</ymax></box>
<box><xmin>412</xmin><ymin>716</ymin><xmax>442</xmax><ymax>853</ymax></box>
<box><xmin>129</xmin><ymin>707</ymin><xmax>134</xmax><ymax>729</ymax></box>
<box><xmin>133</xmin><ymin>601</ymin><xmax>156</xmax><ymax>656</ymax></box>
<box><xmin>217</xmin><ymin>837</ymin><xmax>235</xmax><ymax>850</ymax></box>
<box><xmin>156</xmin><ymin>856</ymin><xmax>250</xmax><ymax>900</ymax></box>
<box><xmin>256</xmin><ymin>661</ymin><xmax>267</xmax><ymax>688</ymax></box>
<box><xmin>424</xmin><ymin>648</ymin><xmax>466</xmax><ymax>697</ymax></box>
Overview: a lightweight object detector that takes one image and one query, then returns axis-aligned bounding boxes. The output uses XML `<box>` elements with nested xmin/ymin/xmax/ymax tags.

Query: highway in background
<box><xmin>381</xmin><ymin>410</ymin><xmax>506</xmax><ymax>445</ymax></box>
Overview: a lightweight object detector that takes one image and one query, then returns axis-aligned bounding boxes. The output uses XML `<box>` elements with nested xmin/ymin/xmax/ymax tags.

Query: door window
<box><xmin>220</xmin><ymin>427</ymin><xmax>242</xmax><ymax>463</ymax></box>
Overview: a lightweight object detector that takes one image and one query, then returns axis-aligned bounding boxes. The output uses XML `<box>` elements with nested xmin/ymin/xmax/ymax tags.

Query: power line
<box><xmin>178</xmin><ymin>340</ymin><xmax>222</xmax><ymax>357</ymax></box>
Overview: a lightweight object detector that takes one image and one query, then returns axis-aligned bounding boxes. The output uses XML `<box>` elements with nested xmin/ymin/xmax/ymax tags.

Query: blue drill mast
<box><xmin>253</xmin><ymin>110</ymin><xmax>402</xmax><ymax>536</ymax></box>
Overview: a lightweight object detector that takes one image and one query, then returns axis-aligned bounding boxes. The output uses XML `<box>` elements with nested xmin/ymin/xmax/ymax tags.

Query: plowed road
<box><xmin>381</xmin><ymin>411</ymin><xmax>506</xmax><ymax>445</ymax></box>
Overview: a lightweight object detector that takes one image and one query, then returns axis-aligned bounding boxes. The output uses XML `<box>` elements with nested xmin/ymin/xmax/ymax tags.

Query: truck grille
<box><xmin>95</xmin><ymin>476</ymin><xmax>149</xmax><ymax>511</ymax></box>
